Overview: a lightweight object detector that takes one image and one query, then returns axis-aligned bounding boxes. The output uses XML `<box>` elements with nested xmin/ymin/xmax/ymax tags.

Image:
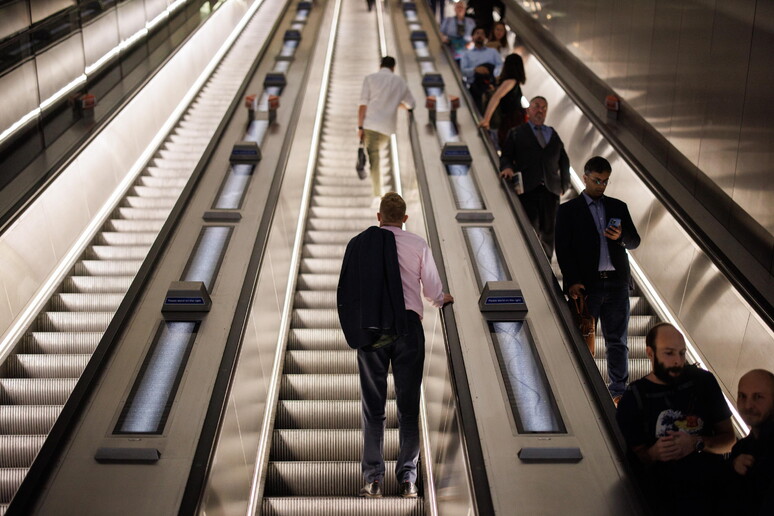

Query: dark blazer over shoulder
<box><xmin>337</xmin><ymin>226</ymin><xmax>408</xmax><ymax>350</ymax></box>
<box><xmin>555</xmin><ymin>194</ymin><xmax>641</xmax><ymax>292</ymax></box>
<box><xmin>499</xmin><ymin>123</ymin><xmax>571</xmax><ymax>196</ymax></box>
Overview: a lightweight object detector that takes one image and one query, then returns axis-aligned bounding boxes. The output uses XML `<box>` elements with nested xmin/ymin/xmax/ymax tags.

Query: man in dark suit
<box><xmin>555</xmin><ymin>156</ymin><xmax>641</xmax><ymax>403</ymax></box>
<box><xmin>499</xmin><ymin>96</ymin><xmax>570</xmax><ymax>258</ymax></box>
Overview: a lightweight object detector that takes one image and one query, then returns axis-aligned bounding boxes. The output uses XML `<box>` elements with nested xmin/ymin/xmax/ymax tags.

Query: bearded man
<box><xmin>616</xmin><ymin>322</ymin><xmax>735</xmax><ymax>514</ymax></box>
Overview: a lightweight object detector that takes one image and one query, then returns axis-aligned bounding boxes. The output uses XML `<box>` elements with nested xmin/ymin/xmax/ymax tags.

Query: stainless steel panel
<box><xmin>82</xmin><ymin>10</ymin><xmax>120</xmax><ymax>69</ymax></box>
<box><xmin>144</xmin><ymin>0</ymin><xmax>168</xmax><ymax>22</ymax></box>
<box><xmin>0</xmin><ymin>0</ymin><xmax>30</xmax><ymax>40</ymax></box>
<box><xmin>0</xmin><ymin>61</ymin><xmax>39</xmax><ymax>134</ymax></box>
<box><xmin>35</xmin><ymin>33</ymin><xmax>84</xmax><ymax>103</ymax></box>
<box><xmin>733</xmin><ymin>2</ymin><xmax>774</xmax><ymax>236</ymax></box>
<box><xmin>30</xmin><ymin>0</ymin><xmax>75</xmax><ymax>24</ymax></box>
<box><xmin>117</xmin><ymin>0</ymin><xmax>147</xmax><ymax>42</ymax></box>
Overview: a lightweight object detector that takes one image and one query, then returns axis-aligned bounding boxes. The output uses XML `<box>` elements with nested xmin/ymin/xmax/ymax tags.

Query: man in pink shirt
<box><xmin>355</xmin><ymin>192</ymin><xmax>452</xmax><ymax>499</ymax></box>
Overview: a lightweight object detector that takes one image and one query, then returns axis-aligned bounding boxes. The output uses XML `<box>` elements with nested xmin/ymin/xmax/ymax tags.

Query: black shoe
<box><xmin>399</xmin><ymin>481</ymin><xmax>418</xmax><ymax>498</ymax></box>
<box><xmin>359</xmin><ymin>480</ymin><xmax>382</xmax><ymax>498</ymax></box>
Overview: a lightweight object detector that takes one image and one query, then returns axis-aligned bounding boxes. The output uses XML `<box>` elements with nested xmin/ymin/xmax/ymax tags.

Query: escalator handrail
<box><xmin>406</xmin><ymin>110</ymin><xmax>496</xmax><ymax>516</ymax></box>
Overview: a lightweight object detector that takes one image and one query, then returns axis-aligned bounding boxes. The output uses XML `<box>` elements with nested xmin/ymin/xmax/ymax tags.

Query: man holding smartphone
<box><xmin>555</xmin><ymin>156</ymin><xmax>641</xmax><ymax>404</ymax></box>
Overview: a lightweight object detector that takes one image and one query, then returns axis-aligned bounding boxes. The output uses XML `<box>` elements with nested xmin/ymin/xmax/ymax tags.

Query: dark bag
<box><xmin>356</xmin><ymin>142</ymin><xmax>367</xmax><ymax>180</ymax></box>
<box><xmin>570</xmin><ymin>295</ymin><xmax>596</xmax><ymax>355</ymax></box>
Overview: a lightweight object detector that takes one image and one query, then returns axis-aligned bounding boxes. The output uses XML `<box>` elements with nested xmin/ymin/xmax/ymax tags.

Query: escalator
<box><xmin>259</xmin><ymin>0</ymin><xmax>423</xmax><ymax>513</ymax></box>
<box><xmin>0</xmin><ymin>2</ymin><xmax>284</xmax><ymax>511</ymax></box>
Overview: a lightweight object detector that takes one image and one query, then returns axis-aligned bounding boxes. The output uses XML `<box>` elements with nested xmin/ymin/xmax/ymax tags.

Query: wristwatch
<box><xmin>694</xmin><ymin>437</ymin><xmax>705</xmax><ymax>453</ymax></box>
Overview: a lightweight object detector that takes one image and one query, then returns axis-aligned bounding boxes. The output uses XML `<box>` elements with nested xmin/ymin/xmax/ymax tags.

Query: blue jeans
<box><xmin>586</xmin><ymin>279</ymin><xmax>630</xmax><ymax>397</ymax></box>
<box><xmin>357</xmin><ymin>311</ymin><xmax>424</xmax><ymax>484</ymax></box>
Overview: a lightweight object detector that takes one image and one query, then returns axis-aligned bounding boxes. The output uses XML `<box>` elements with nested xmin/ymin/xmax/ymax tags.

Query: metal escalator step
<box><xmin>595</xmin><ymin>358</ymin><xmax>651</xmax><ymax>384</ymax></box>
<box><xmin>280</xmin><ymin>375</ymin><xmax>373</xmax><ymax>401</ymax></box>
<box><xmin>276</xmin><ymin>400</ymin><xmax>397</xmax><ymax>429</ymax></box>
<box><xmin>293</xmin><ymin>290</ymin><xmax>336</xmax><ymax>308</ymax></box>
<box><xmin>629</xmin><ymin>296</ymin><xmax>651</xmax><ymax>316</ymax></box>
<box><xmin>291</xmin><ymin>309</ymin><xmax>340</xmax><ymax>329</ymax></box>
<box><xmin>106</xmin><ymin>219</ymin><xmax>164</xmax><ymax>233</ymax></box>
<box><xmin>0</xmin><ymin>435</ymin><xmax>47</xmax><ymax>467</ymax></box>
<box><xmin>265</xmin><ymin>461</ymin><xmax>401</xmax><ymax>496</ymax></box>
<box><xmin>0</xmin><ymin>378</ymin><xmax>77</xmax><ymax>405</ymax></box>
<box><xmin>0</xmin><ymin>406</ymin><xmax>61</xmax><ymax>434</ymax></box>
<box><xmin>287</xmin><ymin>329</ymin><xmax>348</xmax><ymax>350</ymax></box>
<box><xmin>312</xmin><ymin>196</ymin><xmax>371</xmax><ymax>208</ymax></box>
<box><xmin>271</xmin><ymin>429</ymin><xmax>398</xmax><ymax>461</ymax></box>
<box><xmin>22</xmin><ymin>332</ymin><xmax>101</xmax><ymax>354</ymax></box>
<box><xmin>307</xmin><ymin>218</ymin><xmax>371</xmax><ymax>232</ymax></box>
<box><xmin>63</xmin><ymin>276</ymin><xmax>133</xmax><ymax>293</ymax></box>
<box><xmin>4</xmin><ymin>354</ymin><xmax>91</xmax><ymax>378</ymax></box>
<box><xmin>309</xmin><ymin>206</ymin><xmax>375</xmax><ymax>219</ymax></box>
<box><xmin>304</xmin><ymin>230</ymin><xmax>358</xmax><ymax>245</ymax></box>
<box><xmin>302</xmin><ymin>244</ymin><xmax>346</xmax><ymax>259</ymax></box>
<box><xmin>627</xmin><ymin>315</ymin><xmax>657</xmax><ymax>335</ymax></box>
<box><xmin>0</xmin><ymin>468</ymin><xmax>27</xmax><ymax>504</ymax></box>
<box><xmin>296</xmin><ymin>274</ymin><xmax>338</xmax><ymax>290</ymax></box>
<box><xmin>312</xmin><ymin>185</ymin><xmax>372</xmax><ymax>198</ymax></box>
<box><xmin>592</xmin><ymin>336</ymin><xmax>646</xmax><ymax>360</ymax></box>
<box><xmin>49</xmin><ymin>293</ymin><xmax>124</xmax><ymax>312</ymax></box>
<box><xmin>122</xmin><ymin>196</ymin><xmax>177</xmax><ymax>209</ymax></box>
<box><xmin>315</xmin><ymin>175</ymin><xmax>373</xmax><ymax>187</ymax></box>
<box><xmin>131</xmin><ymin>185</ymin><xmax>182</xmax><ymax>198</ymax></box>
<box><xmin>299</xmin><ymin>259</ymin><xmax>341</xmax><ymax>275</ymax></box>
<box><xmin>36</xmin><ymin>312</ymin><xmax>113</xmax><ymax>332</ymax></box>
<box><xmin>86</xmin><ymin>245</ymin><xmax>150</xmax><ymax>260</ymax></box>
<box><xmin>115</xmin><ymin>207</ymin><xmax>170</xmax><ymax>220</ymax></box>
<box><xmin>73</xmin><ymin>260</ymin><xmax>142</xmax><ymax>276</ymax></box>
<box><xmin>96</xmin><ymin>232</ymin><xmax>157</xmax><ymax>246</ymax></box>
<box><xmin>261</xmin><ymin>497</ymin><xmax>423</xmax><ymax>516</ymax></box>
<box><xmin>136</xmin><ymin>176</ymin><xmax>189</xmax><ymax>189</ymax></box>
<box><xmin>284</xmin><ymin>351</ymin><xmax>356</xmax><ymax>374</ymax></box>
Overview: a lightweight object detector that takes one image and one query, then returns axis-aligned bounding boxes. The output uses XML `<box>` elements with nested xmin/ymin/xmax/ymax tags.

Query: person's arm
<box><xmin>460</xmin><ymin>51</ymin><xmax>475</xmax><ymax>82</ymax></box>
<box><xmin>479</xmin><ymin>79</ymin><xmax>515</xmax><ymax>128</ymax></box>
<box><xmin>420</xmin><ymin>245</ymin><xmax>451</xmax><ymax>307</ymax></box>
<box><xmin>558</xmin><ymin>144</ymin><xmax>571</xmax><ymax>193</ymax></box>
<box><xmin>492</xmin><ymin>50</ymin><xmax>503</xmax><ymax>77</ymax></box>
<box><xmin>498</xmin><ymin>127</ymin><xmax>518</xmax><ymax>178</ymax></box>
<box><xmin>401</xmin><ymin>82</ymin><xmax>416</xmax><ymax>111</ymax></box>
<box><xmin>606</xmin><ymin>203</ymin><xmax>641</xmax><ymax>250</ymax></box>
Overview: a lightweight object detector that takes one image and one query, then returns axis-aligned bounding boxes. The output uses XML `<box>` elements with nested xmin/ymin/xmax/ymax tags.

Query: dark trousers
<box><xmin>358</xmin><ymin>311</ymin><xmax>425</xmax><ymax>484</ymax></box>
<box><xmin>519</xmin><ymin>184</ymin><xmax>559</xmax><ymax>258</ymax></box>
<box><xmin>586</xmin><ymin>277</ymin><xmax>630</xmax><ymax>397</ymax></box>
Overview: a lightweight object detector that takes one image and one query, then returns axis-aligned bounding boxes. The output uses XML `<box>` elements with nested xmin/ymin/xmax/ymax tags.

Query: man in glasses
<box><xmin>555</xmin><ymin>156</ymin><xmax>641</xmax><ymax>405</ymax></box>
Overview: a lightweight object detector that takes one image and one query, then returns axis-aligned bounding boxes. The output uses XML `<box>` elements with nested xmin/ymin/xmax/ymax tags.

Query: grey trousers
<box><xmin>357</xmin><ymin>311</ymin><xmax>424</xmax><ymax>484</ymax></box>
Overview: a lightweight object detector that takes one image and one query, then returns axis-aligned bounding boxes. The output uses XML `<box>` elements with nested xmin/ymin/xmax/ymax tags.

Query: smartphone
<box><xmin>607</xmin><ymin>217</ymin><xmax>621</xmax><ymax>229</ymax></box>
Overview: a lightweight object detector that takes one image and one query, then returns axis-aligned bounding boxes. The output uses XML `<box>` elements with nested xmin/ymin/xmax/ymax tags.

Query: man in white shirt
<box><xmin>358</xmin><ymin>57</ymin><xmax>416</xmax><ymax>200</ymax></box>
<box><xmin>350</xmin><ymin>192</ymin><xmax>452</xmax><ymax>499</ymax></box>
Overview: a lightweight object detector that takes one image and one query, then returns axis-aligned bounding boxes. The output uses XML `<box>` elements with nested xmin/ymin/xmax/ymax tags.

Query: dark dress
<box><xmin>495</xmin><ymin>82</ymin><xmax>525</xmax><ymax>147</ymax></box>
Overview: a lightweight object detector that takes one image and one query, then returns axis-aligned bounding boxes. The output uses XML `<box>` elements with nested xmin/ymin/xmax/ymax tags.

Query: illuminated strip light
<box><xmin>2</xmin><ymin>0</ymin><xmax>195</xmax><ymax>145</ymax></box>
<box><xmin>569</xmin><ymin>166</ymin><xmax>749</xmax><ymax>434</ymax></box>
<box><xmin>248</xmin><ymin>0</ymin><xmax>342</xmax><ymax>512</ymax></box>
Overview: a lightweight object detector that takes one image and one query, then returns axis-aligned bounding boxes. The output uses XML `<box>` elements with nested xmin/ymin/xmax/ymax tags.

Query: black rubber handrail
<box><xmin>5</xmin><ymin>3</ymin><xmax>288</xmax><ymax>513</ymax></box>
<box><xmin>406</xmin><ymin>111</ymin><xmax>496</xmax><ymax>516</ymax></box>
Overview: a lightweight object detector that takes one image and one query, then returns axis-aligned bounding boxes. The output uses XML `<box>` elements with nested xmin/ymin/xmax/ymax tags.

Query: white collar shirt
<box><xmin>359</xmin><ymin>68</ymin><xmax>416</xmax><ymax>136</ymax></box>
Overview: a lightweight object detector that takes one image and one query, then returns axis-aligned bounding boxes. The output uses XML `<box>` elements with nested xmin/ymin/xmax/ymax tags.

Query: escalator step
<box><xmin>293</xmin><ymin>290</ymin><xmax>336</xmax><ymax>308</ymax></box>
<box><xmin>275</xmin><ymin>400</ymin><xmax>397</xmax><ymax>429</ymax></box>
<box><xmin>595</xmin><ymin>358</ymin><xmax>651</xmax><ymax>384</ymax></box>
<box><xmin>22</xmin><ymin>332</ymin><xmax>102</xmax><ymax>354</ymax></box>
<box><xmin>265</xmin><ymin>461</ymin><xmax>401</xmax><ymax>497</ymax></box>
<box><xmin>96</xmin><ymin>232</ymin><xmax>157</xmax><ymax>246</ymax></box>
<box><xmin>302</xmin><ymin>244</ymin><xmax>347</xmax><ymax>259</ymax></box>
<box><xmin>261</xmin><ymin>497</ymin><xmax>423</xmax><ymax>516</ymax></box>
<box><xmin>0</xmin><ymin>469</ymin><xmax>27</xmax><ymax>504</ymax></box>
<box><xmin>270</xmin><ymin>429</ymin><xmax>398</xmax><ymax>461</ymax></box>
<box><xmin>296</xmin><ymin>274</ymin><xmax>338</xmax><ymax>290</ymax></box>
<box><xmin>86</xmin><ymin>245</ymin><xmax>150</xmax><ymax>260</ymax></box>
<box><xmin>291</xmin><ymin>309</ymin><xmax>340</xmax><ymax>329</ymax></box>
<box><xmin>49</xmin><ymin>293</ymin><xmax>124</xmax><ymax>312</ymax></box>
<box><xmin>63</xmin><ymin>276</ymin><xmax>133</xmax><ymax>293</ymax></box>
<box><xmin>592</xmin><ymin>336</ymin><xmax>646</xmax><ymax>359</ymax></box>
<box><xmin>0</xmin><ymin>379</ymin><xmax>77</xmax><ymax>405</ymax></box>
<box><xmin>106</xmin><ymin>219</ymin><xmax>164</xmax><ymax>233</ymax></box>
<box><xmin>307</xmin><ymin>218</ymin><xmax>371</xmax><ymax>232</ymax></box>
<box><xmin>4</xmin><ymin>354</ymin><xmax>91</xmax><ymax>378</ymax></box>
<box><xmin>0</xmin><ymin>406</ymin><xmax>61</xmax><ymax>434</ymax></box>
<box><xmin>36</xmin><ymin>312</ymin><xmax>113</xmax><ymax>332</ymax></box>
<box><xmin>279</xmin><ymin>374</ymin><xmax>393</xmax><ymax>400</ymax></box>
<box><xmin>287</xmin><ymin>329</ymin><xmax>348</xmax><ymax>350</ymax></box>
<box><xmin>304</xmin><ymin>230</ymin><xmax>359</xmax><ymax>244</ymax></box>
<box><xmin>284</xmin><ymin>350</ymin><xmax>357</xmax><ymax>374</ymax></box>
<box><xmin>0</xmin><ymin>435</ymin><xmax>47</xmax><ymax>467</ymax></box>
<box><xmin>73</xmin><ymin>260</ymin><xmax>142</xmax><ymax>276</ymax></box>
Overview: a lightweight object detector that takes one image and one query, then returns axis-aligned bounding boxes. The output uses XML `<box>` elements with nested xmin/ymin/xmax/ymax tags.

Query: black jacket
<box><xmin>499</xmin><ymin>123</ymin><xmax>571</xmax><ymax>196</ymax></box>
<box><xmin>337</xmin><ymin>226</ymin><xmax>407</xmax><ymax>351</ymax></box>
<box><xmin>555</xmin><ymin>193</ymin><xmax>641</xmax><ymax>292</ymax></box>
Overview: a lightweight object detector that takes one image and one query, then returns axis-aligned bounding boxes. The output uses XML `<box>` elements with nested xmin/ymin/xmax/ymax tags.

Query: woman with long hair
<box><xmin>478</xmin><ymin>53</ymin><xmax>526</xmax><ymax>148</ymax></box>
<box><xmin>486</xmin><ymin>21</ymin><xmax>512</xmax><ymax>59</ymax></box>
